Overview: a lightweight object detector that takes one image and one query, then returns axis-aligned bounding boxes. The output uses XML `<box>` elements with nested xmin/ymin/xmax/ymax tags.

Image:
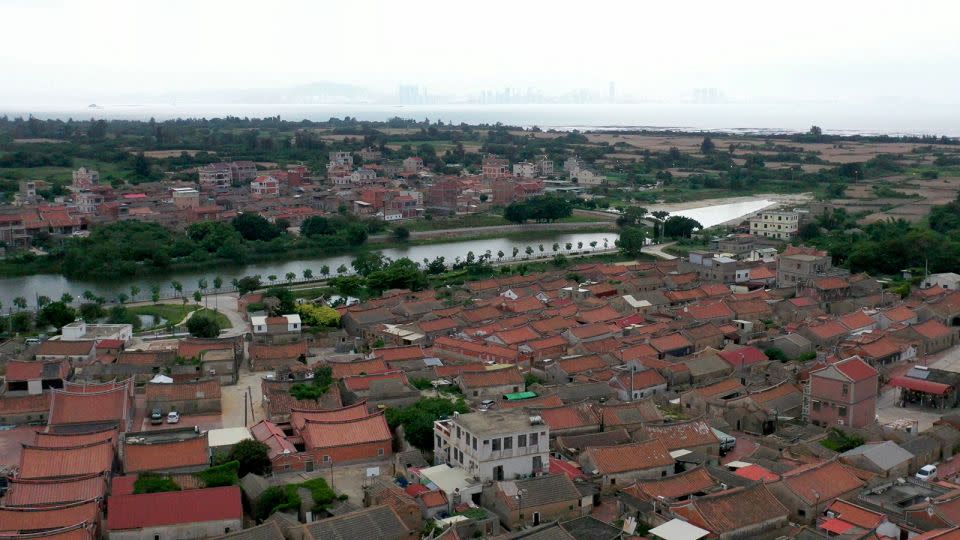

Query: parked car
<box><xmin>479</xmin><ymin>400</ymin><xmax>496</xmax><ymax>411</ymax></box>
<box><xmin>166</xmin><ymin>411</ymin><xmax>180</xmax><ymax>424</ymax></box>
<box><xmin>916</xmin><ymin>464</ymin><xmax>938</xmax><ymax>481</ymax></box>
<box><xmin>150</xmin><ymin>408</ymin><xmax>164</xmax><ymax>425</ymax></box>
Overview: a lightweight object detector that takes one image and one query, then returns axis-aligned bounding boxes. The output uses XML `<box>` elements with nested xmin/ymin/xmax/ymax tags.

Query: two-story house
<box><xmin>808</xmin><ymin>356</ymin><xmax>879</xmax><ymax>428</ymax></box>
<box><xmin>433</xmin><ymin>409</ymin><xmax>550</xmax><ymax>482</ymax></box>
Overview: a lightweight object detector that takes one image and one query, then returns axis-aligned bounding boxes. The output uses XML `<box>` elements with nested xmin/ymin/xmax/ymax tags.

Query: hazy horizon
<box><xmin>3</xmin><ymin>0</ymin><xmax>960</xmax><ymax>108</ymax></box>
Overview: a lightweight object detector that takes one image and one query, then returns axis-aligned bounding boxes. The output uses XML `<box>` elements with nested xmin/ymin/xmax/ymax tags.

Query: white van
<box><xmin>916</xmin><ymin>464</ymin><xmax>937</xmax><ymax>481</ymax></box>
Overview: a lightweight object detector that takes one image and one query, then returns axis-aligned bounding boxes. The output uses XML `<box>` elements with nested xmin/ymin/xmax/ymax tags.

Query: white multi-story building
<box><xmin>350</xmin><ymin>168</ymin><xmax>377</xmax><ymax>184</ymax></box>
<box><xmin>171</xmin><ymin>187</ymin><xmax>200</xmax><ymax>209</ymax></box>
<box><xmin>535</xmin><ymin>157</ymin><xmax>554</xmax><ymax>176</ymax></box>
<box><xmin>572</xmin><ymin>168</ymin><xmax>606</xmax><ymax>185</ymax></box>
<box><xmin>250</xmin><ymin>175</ymin><xmax>280</xmax><ymax>197</ymax></box>
<box><xmin>434</xmin><ymin>409</ymin><xmax>550</xmax><ymax>482</ymax></box>
<box><xmin>749</xmin><ymin>210</ymin><xmax>799</xmax><ymax>240</ymax></box>
<box><xmin>513</xmin><ymin>162</ymin><xmax>536</xmax><ymax>178</ymax></box>
<box><xmin>922</xmin><ymin>273</ymin><xmax>960</xmax><ymax>291</ymax></box>
<box><xmin>198</xmin><ymin>163</ymin><xmax>233</xmax><ymax>187</ymax></box>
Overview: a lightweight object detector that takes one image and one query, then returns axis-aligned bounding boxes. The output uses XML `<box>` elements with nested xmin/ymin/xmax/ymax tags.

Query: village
<box><xmin>1</xmin><ymin>201</ymin><xmax>960</xmax><ymax>540</ymax></box>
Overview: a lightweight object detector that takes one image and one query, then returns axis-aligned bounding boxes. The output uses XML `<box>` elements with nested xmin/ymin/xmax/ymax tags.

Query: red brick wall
<box><xmin>271</xmin><ymin>441</ymin><xmax>392</xmax><ymax>472</ymax></box>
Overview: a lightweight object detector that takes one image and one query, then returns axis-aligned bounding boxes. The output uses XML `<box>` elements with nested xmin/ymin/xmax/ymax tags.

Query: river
<box><xmin>0</xmin><ymin>197</ymin><xmax>779</xmax><ymax>308</ymax></box>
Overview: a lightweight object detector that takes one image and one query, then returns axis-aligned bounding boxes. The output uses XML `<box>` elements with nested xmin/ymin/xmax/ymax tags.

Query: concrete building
<box><xmin>72</xmin><ymin>167</ymin><xmax>100</xmax><ymax>190</ymax></box>
<box><xmin>513</xmin><ymin>162</ymin><xmax>536</xmax><ymax>178</ymax></box>
<box><xmin>923</xmin><ymin>272</ymin><xmax>960</xmax><ymax>291</ymax></box>
<box><xmin>171</xmin><ymin>187</ymin><xmax>200</xmax><ymax>209</ymax></box>
<box><xmin>250</xmin><ymin>175</ymin><xmax>280</xmax><ymax>197</ymax></box>
<box><xmin>749</xmin><ymin>209</ymin><xmax>799</xmax><ymax>240</ymax></box>
<box><xmin>807</xmin><ymin>356</ymin><xmax>879</xmax><ymax>428</ymax></box>
<box><xmin>433</xmin><ymin>409</ymin><xmax>550</xmax><ymax>481</ymax></box>
<box><xmin>106</xmin><ymin>486</ymin><xmax>242</xmax><ymax>540</ymax></box>
<box><xmin>777</xmin><ymin>245</ymin><xmax>846</xmax><ymax>288</ymax></box>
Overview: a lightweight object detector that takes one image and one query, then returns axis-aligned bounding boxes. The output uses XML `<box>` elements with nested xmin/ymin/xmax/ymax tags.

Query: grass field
<box><xmin>128</xmin><ymin>304</ymin><xmax>232</xmax><ymax>330</ymax></box>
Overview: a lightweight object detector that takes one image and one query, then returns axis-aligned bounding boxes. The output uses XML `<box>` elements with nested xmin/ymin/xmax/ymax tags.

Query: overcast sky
<box><xmin>2</xmin><ymin>0</ymin><xmax>959</xmax><ymax>105</ymax></box>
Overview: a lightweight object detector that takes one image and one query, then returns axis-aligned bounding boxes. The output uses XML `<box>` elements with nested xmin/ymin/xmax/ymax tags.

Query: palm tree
<box><xmin>565</xmin><ymin>242</ymin><xmax>572</xmax><ymax>251</ymax></box>
<box><xmin>13</xmin><ymin>297</ymin><xmax>27</xmax><ymax>311</ymax></box>
<box><xmin>538</xmin><ymin>244</ymin><xmax>545</xmax><ymax>254</ymax></box>
<box><xmin>116</xmin><ymin>293</ymin><xmax>128</xmax><ymax>305</ymax></box>
<box><xmin>37</xmin><ymin>295</ymin><xmax>51</xmax><ymax>308</ymax></box>
<box><xmin>82</xmin><ymin>290</ymin><xmax>96</xmax><ymax>303</ymax></box>
<box><xmin>170</xmin><ymin>281</ymin><xmax>183</xmax><ymax>297</ymax></box>
<box><xmin>577</xmin><ymin>241</ymin><xmax>583</xmax><ymax>250</ymax></box>
<box><xmin>337</xmin><ymin>264</ymin><xmax>348</xmax><ymax>275</ymax></box>
<box><xmin>651</xmin><ymin>210</ymin><xmax>669</xmax><ymax>243</ymax></box>
<box><xmin>230</xmin><ymin>278</ymin><xmax>239</xmax><ymax>289</ymax></box>
<box><xmin>197</xmin><ymin>279</ymin><xmax>208</xmax><ymax>308</ymax></box>
<box><xmin>60</xmin><ymin>293</ymin><xmax>73</xmax><ymax>304</ymax></box>
<box><xmin>150</xmin><ymin>285</ymin><xmax>161</xmax><ymax>304</ymax></box>
<box><xmin>497</xmin><ymin>250</ymin><xmax>505</xmax><ymax>261</ymax></box>
<box><xmin>130</xmin><ymin>286</ymin><xmax>140</xmax><ymax>302</ymax></box>
<box><xmin>303</xmin><ymin>269</ymin><xmax>313</xmax><ymax>280</ymax></box>
<box><xmin>589</xmin><ymin>241</ymin><xmax>598</xmax><ymax>251</ymax></box>
<box><xmin>320</xmin><ymin>265</ymin><xmax>330</xmax><ymax>278</ymax></box>
<box><xmin>267</xmin><ymin>275</ymin><xmax>277</xmax><ymax>284</ymax></box>
<box><xmin>603</xmin><ymin>238</ymin><xmax>609</xmax><ymax>249</ymax></box>
<box><xmin>512</xmin><ymin>247</ymin><xmax>519</xmax><ymax>258</ymax></box>
<box><xmin>285</xmin><ymin>272</ymin><xmax>296</xmax><ymax>283</ymax></box>
<box><xmin>525</xmin><ymin>246</ymin><xmax>534</xmax><ymax>258</ymax></box>
<box><xmin>213</xmin><ymin>276</ymin><xmax>223</xmax><ymax>290</ymax></box>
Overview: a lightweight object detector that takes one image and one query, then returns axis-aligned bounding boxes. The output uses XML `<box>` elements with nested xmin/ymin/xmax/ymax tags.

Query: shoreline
<box><xmin>645</xmin><ymin>192</ymin><xmax>814</xmax><ymax>214</ymax></box>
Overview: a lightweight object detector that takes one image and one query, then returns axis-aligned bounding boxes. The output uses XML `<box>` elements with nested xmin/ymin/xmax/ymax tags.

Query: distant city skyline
<box><xmin>2</xmin><ymin>0</ymin><xmax>960</xmax><ymax>108</ymax></box>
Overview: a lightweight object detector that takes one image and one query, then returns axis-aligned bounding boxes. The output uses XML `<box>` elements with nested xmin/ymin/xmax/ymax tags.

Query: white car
<box><xmin>166</xmin><ymin>411</ymin><xmax>181</xmax><ymax>424</ymax></box>
<box><xmin>916</xmin><ymin>464</ymin><xmax>937</xmax><ymax>481</ymax></box>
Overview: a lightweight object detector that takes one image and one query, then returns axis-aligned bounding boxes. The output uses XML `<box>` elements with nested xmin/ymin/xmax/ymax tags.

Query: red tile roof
<box><xmin>536</xmin><ymin>404</ymin><xmax>599</xmax><ymax>431</ymax></box>
<box><xmin>639</xmin><ymin>421</ymin><xmax>720</xmax><ymax>451</ymax></box>
<box><xmin>623</xmin><ymin>467</ymin><xmax>716</xmax><ymax>500</ymax></box>
<box><xmin>913</xmin><ymin>319</ymin><xmax>954</xmax><ymax>340</ymax></box>
<box><xmin>692</xmin><ymin>378</ymin><xmax>745</xmax><ymax>398</ymax></box>
<box><xmin>498</xmin><ymin>394</ymin><xmax>564</xmax><ymax>410</ymax></box>
<box><xmin>34</xmin><ymin>341</ymin><xmax>94</xmax><ymax>357</ymax></box>
<box><xmin>805</xmin><ymin>320</ymin><xmax>849</xmax><ymax>340</ymax></box>
<box><xmin>0</xmin><ymin>500</ymin><xmax>99</xmax><ymax>534</ymax></box>
<box><xmin>815</xmin><ymin>277</ymin><xmax>850</xmax><ymax>290</ymax></box>
<box><xmin>3</xmin><ymin>474</ymin><xmax>108</xmax><ymax>506</ymax></box>
<box><xmin>301</xmin><ymin>413</ymin><xmax>392</xmax><ymax>450</ymax></box>
<box><xmin>522</xmin><ymin>334</ymin><xmax>568</xmax><ymax>352</ymax></box>
<box><xmin>555</xmin><ymin>355</ymin><xmax>607</xmax><ymax>375</ymax></box>
<box><xmin>145</xmin><ymin>379</ymin><xmax>220</xmax><ymax>402</ymax></box>
<box><xmin>784</xmin><ymin>245</ymin><xmax>827</xmax><ymax>257</ymax></box>
<box><xmin>601</xmin><ymin>400</ymin><xmax>663</xmax><ymax>426</ymax></box>
<box><xmin>47</xmin><ymin>386</ymin><xmax>129</xmax><ymax>427</ymax></box>
<box><xmin>177</xmin><ymin>337</ymin><xmax>236</xmax><ymax>360</ymax></box>
<box><xmin>342</xmin><ymin>370</ymin><xmax>409</xmax><ymax>391</ymax></box>
<box><xmin>531</xmin><ymin>316</ymin><xmax>577</xmax><ymax>334</ymax></box>
<box><xmin>834</xmin><ymin>356</ymin><xmax>879</xmax><ymax>382</ymax></box>
<box><xmin>717</xmin><ymin>346</ymin><xmax>768</xmax><ymax>369</ymax></box>
<box><xmin>290</xmin><ymin>402</ymin><xmax>370</xmax><ymax>431</ymax></box>
<box><xmin>782</xmin><ymin>461</ymin><xmax>865</xmax><ymax>505</ymax></box>
<box><xmin>329</xmin><ymin>358</ymin><xmax>389</xmax><ymax>379</ymax></box>
<box><xmin>371</xmin><ymin>345</ymin><xmax>426</xmax><ymax>362</ymax></box>
<box><xmin>583</xmin><ymin>439</ymin><xmax>674</xmax><ymax>474</ymax></box>
<box><xmin>650</xmin><ymin>333</ymin><xmax>693</xmax><ymax>354</ymax></box>
<box><xmin>107</xmin><ymin>486</ymin><xmax>242</xmax><ymax>530</ymax></box>
<box><xmin>124</xmin><ymin>434</ymin><xmax>209</xmax><ymax>473</ymax></box>
<box><xmin>611</xmin><ymin>369</ymin><xmax>667</xmax><ymax>392</ymax></box>
<box><xmin>0</xmin><ymin>393</ymin><xmax>51</xmax><ymax>415</ymax></box>
<box><xmin>881</xmin><ymin>305</ymin><xmax>917</xmax><ymax>323</ymax></box>
<box><xmin>459</xmin><ymin>367</ymin><xmax>524</xmax><ymax>388</ymax></box>
<box><xmin>682</xmin><ymin>302</ymin><xmax>734</xmax><ymax>321</ymax></box>
<box><xmin>734</xmin><ymin>464</ymin><xmax>780</xmax><ymax>482</ymax></box>
<box><xmin>577</xmin><ymin>305</ymin><xmax>622</xmax><ymax>324</ymax></box>
<box><xmin>827</xmin><ymin>499</ymin><xmax>885</xmax><ymax>530</ymax></box>
<box><xmin>34</xmin><ymin>428</ymin><xmax>117</xmax><ymax>448</ymax></box>
<box><xmin>419</xmin><ymin>490</ymin><xmax>447</xmax><ymax>508</ymax></box>
<box><xmin>891</xmin><ymin>376</ymin><xmax>952</xmax><ymax>395</ymax></box>
<box><xmin>18</xmin><ymin>441</ymin><xmax>114</xmax><ymax>479</ymax></box>
<box><xmin>433</xmin><ymin>336</ymin><xmax>519</xmax><ymax>362</ymax></box>
<box><xmin>249</xmin><ymin>341</ymin><xmax>308</xmax><ymax>361</ymax></box>
<box><xmin>491</xmin><ymin>326</ymin><xmax>540</xmax><ymax>345</ymax></box>
<box><xmin>838</xmin><ymin>310</ymin><xmax>875</xmax><ymax>331</ymax></box>
<box><xmin>616</xmin><ymin>343</ymin><xmax>658</xmax><ymax>362</ymax></box>
<box><xmin>4</xmin><ymin>360</ymin><xmax>69</xmax><ymax>382</ymax></box>
<box><xmin>674</xmin><ymin>484</ymin><xmax>788</xmax><ymax>535</ymax></box>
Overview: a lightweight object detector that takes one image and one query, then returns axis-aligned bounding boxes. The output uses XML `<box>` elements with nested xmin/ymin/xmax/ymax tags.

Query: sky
<box><xmin>2</xmin><ymin>0</ymin><xmax>960</xmax><ymax>105</ymax></box>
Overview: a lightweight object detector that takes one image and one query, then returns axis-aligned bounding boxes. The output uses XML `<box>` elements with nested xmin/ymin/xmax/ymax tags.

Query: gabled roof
<box><xmin>583</xmin><ymin>439</ymin><xmax>673</xmax><ymax>474</ymax></box>
<box><xmin>913</xmin><ymin>319</ymin><xmax>954</xmax><ymax>340</ymax></box>
<box><xmin>780</xmin><ymin>460</ymin><xmax>865</xmax><ymax>505</ymax></box>
<box><xmin>717</xmin><ymin>346</ymin><xmax>768</xmax><ymax>369</ymax></box>
<box><xmin>610</xmin><ymin>369</ymin><xmax>667</xmax><ymax>392</ymax></box>
<box><xmin>638</xmin><ymin>421</ymin><xmax>720</xmax><ymax>451</ymax></box>
<box><xmin>301</xmin><ymin>413</ymin><xmax>392</xmax><ymax>450</ymax></box>
<box><xmin>107</xmin><ymin>486</ymin><xmax>242</xmax><ymax>530</ymax></box>
<box><xmin>880</xmin><ymin>305</ymin><xmax>917</xmax><ymax>323</ymax></box>
<box><xmin>342</xmin><ymin>370</ymin><xmax>409</xmax><ymax>392</ymax></box>
<box><xmin>34</xmin><ymin>341</ymin><xmax>94</xmax><ymax>357</ymax></box>
<box><xmin>329</xmin><ymin>358</ymin><xmax>388</xmax><ymax>379</ymax></box>
<box><xmin>33</xmin><ymin>428</ymin><xmax>117</xmax><ymax>448</ymax></box>
<box><xmin>459</xmin><ymin>367</ymin><xmax>523</xmax><ymax>388</ymax></box>
<box><xmin>535</xmin><ymin>404</ymin><xmax>599</xmax><ymax>431</ymax></box>
<box><xmin>827</xmin><ymin>499</ymin><xmax>886</xmax><ymax>530</ymax></box>
<box><xmin>4</xmin><ymin>360</ymin><xmax>70</xmax><ymax>382</ymax></box>
<box><xmin>370</xmin><ymin>345</ymin><xmax>426</xmax><ymax>362</ymax></box>
<box><xmin>491</xmin><ymin>326</ymin><xmax>540</xmax><ymax>345</ymax></box>
<box><xmin>124</xmin><ymin>434</ymin><xmax>209</xmax><ymax>473</ymax></box>
<box><xmin>18</xmin><ymin>441</ymin><xmax>114</xmax><ymax>479</ymax></box>
<box><xmin>601</xmin><ymin>400</ymin><xmax>663</xmax><ymax>427</ymax></box>
<box><xmin>554</xmin><ymin>355</ymin><xmax>607</xmax><ymax>375</ymax></box>
<box><xmin>302</xmin><ymin>504</ymin><xmax>410</xmax><ymax>540</ymax></box>
<box><xmin>290</xmin><ymin>401</ymin><xmax>370</xmax><ymax>431</ymax></box>
<box><xmin>623</xmin><ymin>467</ymin><xmax>717</xmax><ymax>500</ymax></box>
<box><xmin>838</xmin><ymin>310</ymin><xmax>876</xmax><ymax>331</ymax></box>
<box><xmin>496</xmin><ymin>474</ymin><xmax>581</xmax><ymax>509</ymax></box>
<box><xmin>145</xmin><ymin>379</ymin><xmax>220</xmax><ymax>402</ymax></box>
<box><xmin>650</xmin><ymin>333</ymin><xmax>693</xmax><ymax>353</ymax></box>
<box><xmin>674</xmin><ymin>484</ymin><xmax>788</xmax><ymax>535</ymax></box>
<box><xmin>0</xmin><ymin>500</ymin><xmax>99</xmax><ymax>534</ymax></box>
<box><xmin>3</xmin><ymin>474</ymin><xmax>107</xmax><ymax>507</ymax></box>
<box><xmin>47</xmin><ymin>386</ymin><xmax>129</xmax><ymax>427</ymax></box>
<box><xmin>831</xmin><ymin>356</ymin><xmax>879</xmax><ymax>383</ymax></box>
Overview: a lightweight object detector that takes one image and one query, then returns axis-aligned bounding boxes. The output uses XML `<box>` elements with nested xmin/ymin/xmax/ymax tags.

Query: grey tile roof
<box><xmin>500</xmin><ymin>473</ymin><xmax>581</xmax><ymax>509</ymax></box>
<box><xmin>841</xmin><ymin>441</ymin><xmax>914</xmax><ymax>471</ymax></box>
<box><xmin>211</xmin><ymin>521</ymin><xmax>284</xmax><ymax>540</ymax></box>
<box><xmin>303</xmin><ymin>505</ymin><xmax>410</xmax><ymax>540</ymax></box>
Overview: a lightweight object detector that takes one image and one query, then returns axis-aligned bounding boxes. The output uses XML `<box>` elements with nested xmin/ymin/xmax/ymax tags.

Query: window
<box><xmin>492</xmin><ymin>438</ymin><xmax>501</xmax><ymax>451</ymax></box>
<box><xmin>483</xmin><ymin>440</ymin><xmax>489</xmax><ymax>446</ymax></box>
<box><xmin>842</xmin><ymin>384</ymin><xmax>849</xmax><ymax>396</ymax></box>
<box><xmin>472</xmin><ymin>437</ymin><xmax>477</xmax><ymax>451</ymax></box>
<box><xmin>518</xmin><ymin>434</ymin><xmax>527</xmax><ymax>447</ymax></box>
<box><xmin>465</xmin><ymin>433</ymin><xmax>470</xmax><ymax>445</ymax></box>
<box><xmin>812</xmin><ymin>401</ymin><xmax>821</xmax><ymax>411</ymax></box>
<box><xmin>456</xmin><ymin>427</ymin><xmax>461</xmax><ymax>438</ymax></box>
<box><xmin>530</xmin><ymin>432</ymin><xmax>539</xmax><ymax>446</ymax></box>
<box><xmin>378</xmin><ymin>448</ymin><xmax>384</xmax><ymax>456</ymax></box>
<box><xmin>798</xmin><ymin>509</ymin><xmax>806</xmax><ymax>517</ymax></box>
<box><xmin>503</xmin><ymin>437</ymin><xmax>513</xmax><ymax>450</ymax></box>
<box><xmin>323</xmin><ymin>455</ymin><xmax>331</xmax><ymax>462</ymax></box>
<box><xmin>839</xmin><ymin>406</ymin><xmax>848</xmax><ymax>417</ymax></box>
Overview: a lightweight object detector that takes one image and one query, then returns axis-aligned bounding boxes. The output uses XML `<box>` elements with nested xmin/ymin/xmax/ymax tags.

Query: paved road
<box><xmin>642</xmin><ymin>242</ymin><xmax>678</xmax><ymax>260</ymax></box>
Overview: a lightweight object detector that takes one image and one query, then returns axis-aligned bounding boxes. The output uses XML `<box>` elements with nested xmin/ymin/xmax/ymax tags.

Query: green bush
<box><xmin>134</xmin><ymin>472</ymin><xmax>181</xmax><ymax>494</ymax></box>
<box><xmin>196</xmin><ymin>460</ymin><xmax>240</xmax><ymax>487</ymax></box>
<box><xmin>257</xmin><ymin>485</ymin><xmax>301</xmax><ymax>520</ymax></box>
<box><xmin>300</xmin><ymin>477</ymin><xmax>337</xmax><ymax>510</ymax></box>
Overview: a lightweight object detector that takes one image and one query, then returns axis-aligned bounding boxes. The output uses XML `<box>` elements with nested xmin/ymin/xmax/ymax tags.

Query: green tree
<box><xmin>13</xmin><ymin>297</ymin><xmax>27</xmax><ymax>311</ymax></box>
<box><xmin>236</xmin><ymin>275</ymin><xmax>262</xmax><ymax>295</ymax></box>
<box><xmin>150</xmin><ymin>285</ymin><xmax>161</xmax><ymax>304</ymax></box>
<box><xmin>37</xmin><ymin>295</ymin><xmax>51</xmax><ymax>308</ymax></box>
<box><xmin>37</xmin><ymin>301</ymin><xmax>77</xmax><ymax>331</ymax></box>
<box><xmin>60</xmin><ymin>293</ymin><xmax>74</xmax><ymax>304</ymax></box>
<box><xmin>226</xmin><ymin>439</ymin><xmax>272</xmax><ymax>477</ymax></box>
<box><xmin>132</xmin><ymin>151</ymin><xmax>152</xmax><ymax>178</ymax></box>
<box><xmin>232</xmin><ymin>213</ymin><xmax>280</xmax><ymax>241</ymax></box>
<box><xmin>663</xmin><ymin>216</ymin><xmax>702</xmax><ymax>239</ymax></box>
<box><xmin>385</xmin><ymin>397</ymin><xmax>469</xmax><ymax>451</ymax></box>
<box><xmin>497</xmin><ymin>250</ymin><xmax>505</xmax><ymax>261</ymax></box>
<box><xmin>336</xmin><ymin>264</ymin><xmax>348</xmax><ymax>275</ymax></box>
<box><xmin>303</xmin><ymin>269</ymin><xmax>313</xmax><ymax>280</ymax></box>
<box><xmin>267</xmin><ymin>275</ymin><xmax>277</xmax><ymax>284</ymax></box>
<box><xmin>130</xmin><ymin>285</ymin><xmax>140</xmax><ymax>301</ymax></box>
<box><xmin>193</xmin><ymin>290</ymin><xmax>202</xmax><ymax>303</ymax></box>
<box><xmin>213</xmin><ymin>276</ymin><xmax>223</xmax><ymax>290</ymax></box>
<box><xmin>320</xmin><ymin>265</ymin><xmax>330</xmax><ymax>278</ymax></box>
<box><xmin>116</xmin><ymin>292</ymin><xmax>128</xmax><ymax>305</ymax></box>
<box><xmin>299</xmin><ymin>216</ymin><xmax>335</xmax><ymax>237</ymax></box>
<box><xmin>170</xmin><ymin>280</ymin><xmax>183</xmax><ymax>297</ymax></box>
<box><xmin>394</xmin><ymin>226</ymin><xmax>410</xmax><ymax>241</ymax></box>
<box><xmin>700</xmin><ymin>136</ymin><xmax>716</xmax><ymax>154</ymax></box>
<box><xmin>186</xmin><ymin>311</ymin><xmax>222</xmax><ymax>338</ymax></box>
<box><xmin>524</xmin><ymin>246</ymin><xmax>534</xmax><ymax>257</ymax></box>
<box><xmin>352</xmin><ymin>252</ymin><xmax>387</xmax><ymax>277</ymax></box>
<box><xmin>617</xmin><ymin>226</ymin><xmax>648</xmax><ymax>257</ymax></box>
<box><xmin>82</xmin><ymin>290</ymin><xmax>97</xmax><ymax>303</ymax></box>
<box><xmin>285</xmin><ymin>272</ymin><xmax>296</xmax><ymax>283</ymax></box>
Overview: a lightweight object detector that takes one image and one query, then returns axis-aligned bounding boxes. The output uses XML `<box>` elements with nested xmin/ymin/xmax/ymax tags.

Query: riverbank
<box><xmin>645</xmin><ymin>192</ymin><xmax>814</xmax><ymax>214</ymax></box>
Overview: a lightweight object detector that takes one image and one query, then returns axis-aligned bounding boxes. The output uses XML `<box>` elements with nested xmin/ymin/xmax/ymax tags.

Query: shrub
<box><xmin>257</xmin><ymin>485</ymin><xmax>301</xmax><ymax>520</ymax></box>
<box><xmin>196</xmin><ymin>460</ymin><xmax>240</xmax><ymax>487</ymax></box>
<box><xmin>134</xmin><ymin>472</ymin><xmax>181</xmax><ymax>494</ymax></box>
<box><xmin>186</xmin><ymin>310</ymin><xmax>222</xmax><ymax>338</ymax></box>
<box><xmin>226</xmin><ymin>440</ymin><xmax>271</xmax><ymax>477</ymax></box>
